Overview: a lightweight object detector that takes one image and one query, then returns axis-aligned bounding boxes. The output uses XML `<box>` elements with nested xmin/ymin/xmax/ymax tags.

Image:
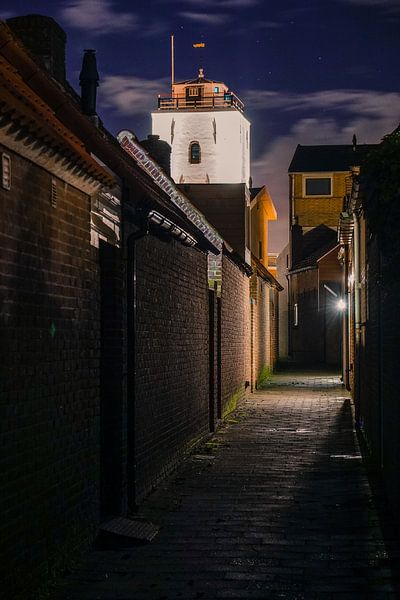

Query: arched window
<box><xmin>189</xmin><ymin>141</ymin><xmax>201</xmax><ymax>164</ymax></box>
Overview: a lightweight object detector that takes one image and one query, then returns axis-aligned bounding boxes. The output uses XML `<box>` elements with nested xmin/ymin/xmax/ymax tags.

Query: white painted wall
<box><xmin>152</xmin><ymin>110</ymin><xmax>250</xmax><ymax>185</ymax></box>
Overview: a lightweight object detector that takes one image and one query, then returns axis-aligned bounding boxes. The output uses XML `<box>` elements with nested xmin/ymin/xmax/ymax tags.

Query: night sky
<box><xmin>1</xmin><ymin>0</ymin><xmax>399</xmax><ymax>252</ymax></box>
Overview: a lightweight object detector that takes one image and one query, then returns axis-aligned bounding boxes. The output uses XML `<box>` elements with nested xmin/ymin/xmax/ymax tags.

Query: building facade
<box><xmin>285</xmin><ymin>143</ymin><xmax>375</xmax><ymax>365</ymax></box>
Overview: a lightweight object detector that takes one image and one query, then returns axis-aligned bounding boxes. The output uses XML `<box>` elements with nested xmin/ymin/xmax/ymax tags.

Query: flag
<box><xmin>193</xmin><ymin>43</ymin><xmax>205</xmax><ymax>48</ymax></box>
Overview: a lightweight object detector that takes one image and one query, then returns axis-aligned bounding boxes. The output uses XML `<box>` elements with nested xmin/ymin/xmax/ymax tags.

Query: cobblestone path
<box><xmin>55</xmin><ymin>370</ymin><xmax>400</xmax><ymax>599</ymax></box>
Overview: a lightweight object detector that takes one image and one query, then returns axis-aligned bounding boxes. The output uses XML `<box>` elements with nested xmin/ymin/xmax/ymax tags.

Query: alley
<box><xmin>55</xmin><ymin>370</ymin><xmax>400</xmax><ymax>600</ymax></box>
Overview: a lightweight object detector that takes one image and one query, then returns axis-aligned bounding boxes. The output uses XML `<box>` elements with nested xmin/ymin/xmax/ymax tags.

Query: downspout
<box><xmin>126</xmin><ymin>207</ymin><xmax>149</xmax><ymax>511</ymax></box>
<box><xmin>343</xmin><ymin>245</ymin><xmax>350</xmax><ymax>389</ymax></box>
<box><xmin>353</xmin><ymin>211</ymin><xmax>361</xmax><ymax>422</ymax></box>
<box><xmin>379</xmin><ymin>249</ymin><xmax>384</xmax><ymax>470</ymax></box>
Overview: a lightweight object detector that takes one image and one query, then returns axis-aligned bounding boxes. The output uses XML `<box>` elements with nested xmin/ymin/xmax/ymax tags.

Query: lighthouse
<box><xmin>152</xmin><ymin>68</ymin><xmax>250</xmax><ymax>185</ymax></box>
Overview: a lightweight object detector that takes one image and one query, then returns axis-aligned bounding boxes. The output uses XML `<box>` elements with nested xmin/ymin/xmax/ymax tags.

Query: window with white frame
<box><xmin>304</xmin><ymin>176</ymin><xmax>332</xmax><ymax>196</ymax></box>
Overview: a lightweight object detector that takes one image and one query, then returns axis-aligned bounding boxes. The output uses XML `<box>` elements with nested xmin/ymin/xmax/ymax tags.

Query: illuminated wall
<box><xmin>152</xmin><ymin>110</ymin><xmax>250</xmax><ymax>185</ymax></box>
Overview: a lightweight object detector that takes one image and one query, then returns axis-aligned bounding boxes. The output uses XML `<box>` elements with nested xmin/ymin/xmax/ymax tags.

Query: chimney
<box><xmin>140</xmin><ymin>134</ymin><xmax>171</xmax><ymax>176</ymax></box>
<box><xmin>352</xmin><ymin>134</ymin><xmax>357</xmax><ymax>152</ymax></box>
<box><xmin>79</xmin><ymin>49</ymin><xmax>99</xmax><ymax>117</ymax></box>
<box><xmin>291</xmin><ymin>222</ymin><xmax>303</xmax><ymax>268</ymax></box>
<box><xmin>7</xmin><ymin>14</ymin><xmax>66</xmax><ymax>83</ymax></box>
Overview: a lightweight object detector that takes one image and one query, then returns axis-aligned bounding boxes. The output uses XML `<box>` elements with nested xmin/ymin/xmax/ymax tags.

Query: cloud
<box><xmin>179</xmin><ymin>11</ymin><xmax>230</xmax><ymax>24</ymax></box>
<box><xmin>244</xmin><ymin>88</ymin><xmax>400</xmax><ymax>118</ymax></box>
<box><xmin>0</xmin><ymin>11</ymin><xmax>15</xmax><ymax>20</ymax></box>
<box><xmin>178</xmin><ymin>0</ymin><xmax>259</xmax><ymax>6</ymax></box>
<box><xmin>249</xmin><ymin>89</ymin><xmax>400</xmax><ymax>252</ymax></box>
<box><xmin>338</xmin><ymin>0</ymin><xmax>400</xmax><ymax>12</ymax></box>
<box><xmin>99</xmin><ymin>75</ymin><xmax>170</xmax><ymax>116</ymax></box>
<box><xmin>60</xmin><ymin>0</ymin><xmax>137</xmax><ymax>35</ymax></box>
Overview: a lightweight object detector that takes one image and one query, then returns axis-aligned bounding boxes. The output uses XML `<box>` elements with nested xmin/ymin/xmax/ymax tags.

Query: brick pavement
<box><xmin>55</xmin><ymin>369</ymin><xmax>400</xmax><ymax>599</ymax></box>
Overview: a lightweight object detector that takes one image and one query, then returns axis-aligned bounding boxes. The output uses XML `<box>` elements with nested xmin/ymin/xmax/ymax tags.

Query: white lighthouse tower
<box><xmin>152</xmin><ymin>68</ymin><xmax>250</xmax><ymax>185</ymax></box>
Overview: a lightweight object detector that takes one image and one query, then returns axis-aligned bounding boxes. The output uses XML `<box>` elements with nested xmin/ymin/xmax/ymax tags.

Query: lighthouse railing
<box><xmin>157</xmin><ymin>92</ymin><xmax>244</xmax><ymax>112</ymax></box>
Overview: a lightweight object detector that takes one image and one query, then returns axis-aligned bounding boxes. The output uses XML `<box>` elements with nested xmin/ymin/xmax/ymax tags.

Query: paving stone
<box><xmin>55</xmin><ymin>369</ymin><xmax>400</xmax><ymax>599</ymax></box>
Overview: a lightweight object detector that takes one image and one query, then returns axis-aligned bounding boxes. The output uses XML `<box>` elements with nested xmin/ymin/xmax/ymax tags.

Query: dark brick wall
<box><xmin>380</xmin><ymin>277</ymin><xmax>400</xmax><ymax>525</ymax></box>
<box><xmin>360</xmin><ymin>236</ymin><xmax>381</xmax><ymax>459</ymax></box>
<box><xmin>133</xmin><ymin>235</ymin><xmax>210</xmax><ymax>503</ymax></box>
<box><xmin>99</xmin><ymin>240</ymin><xmax>126</xmax><ymax>517</ymax></box>
<box><xmin>0</xmin><ymin>146</ymin><xmax>100</xmax><ymax>598</ymax></box>
<box><xmin>220</xmin><ymin>254</ymin><xmax>250</xmax><ymax>415</ymax></box>
<box><xmin>360</xmin><ymin>234</ymin><xmax>400</xmax><ymax>525</ymax></box>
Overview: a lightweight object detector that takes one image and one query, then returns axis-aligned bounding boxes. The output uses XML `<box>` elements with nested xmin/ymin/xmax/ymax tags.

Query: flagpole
<box><xmin>171</xmin><ymin>33</ymin><xmax>175</xmax><ymax>91</ymax></box>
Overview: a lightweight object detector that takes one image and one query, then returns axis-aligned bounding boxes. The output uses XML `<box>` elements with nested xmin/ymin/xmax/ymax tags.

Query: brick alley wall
<box><xmin>270</xmin><ymin>288</ymin><xmax>279</xmax><ymax>370</ymax></box>
<box><xmin>360</xmin><ymin>235</ymin><xmax>381</xmax><ymax>459</ymax></box>
<box><xmin>220</xmin><ymin>254</ymin><xmax>250</xmax><ymax>416</ymax></box>
<box><xmin>380</xmin><ymin>276</ymin><xmax>400</xmax><ymax>525</ymax></box>
<box><xmin>362</xmin><ymin>235</ymin><xmax>400</xmax><ymax>524</ymax></box>
<box><xmin>133</xmin><ymin>236</ymin><xmax>210</xmax><ymax>503</ymax></box>
<box><xmin>0</xmin><ymin>147</ymin><xmax>100</xmax><ymax>599</ymax></box>
<box><xmin>250</xmin><ymin>276</ymin><xmax>280</xmax><ymax>390</ymax></box>
<box><xmin>250</xmin><ymin>275</ymin><xmax>269</xmax><ymax>389</ymax></box>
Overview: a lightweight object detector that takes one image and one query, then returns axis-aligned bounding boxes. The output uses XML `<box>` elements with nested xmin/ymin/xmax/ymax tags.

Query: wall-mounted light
<box><xmin>1</xmin><ymin>153</ymin><xmax>11</xmax><ymax>190</ymax></box>
<box><xmin>337</xmin><ymin>299</ymin><xmax>346</xmax><ymax>311</ymax></box>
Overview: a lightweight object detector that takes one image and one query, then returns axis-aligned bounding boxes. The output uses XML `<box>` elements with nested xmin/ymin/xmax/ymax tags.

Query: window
<box><xmin>188</xmin><ymin>87</ymin><xmax>199</xmax><ymax>97</ymax></box>
<box><xmin>189</xmin><ymin>141</ymin><xmax>201</xmax><ymax>164</ymax></box>
<box><xmin>213</xmin><ymin>86</ymin><xmax>219</xmax><ymax>93</ymax></box>
<box><xmin>305</xmin><ymin>177</ymin><xmax>332</xmax><ymax>196</ymax></box>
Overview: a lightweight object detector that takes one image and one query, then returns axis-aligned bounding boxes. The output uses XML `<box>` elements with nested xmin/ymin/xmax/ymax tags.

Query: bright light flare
<box><xmin>337</xmin><ymin>299</ymin><xmax>346</xmax><ymax>311</ymax></box>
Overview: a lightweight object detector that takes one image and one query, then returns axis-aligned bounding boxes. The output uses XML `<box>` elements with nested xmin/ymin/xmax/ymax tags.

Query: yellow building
<box><xmin>249</xmin><ymin>186</ymin><xmax>277</xmax><ymax>270</ymax></box>
<box><xmin>286</xmin><ymin>143</ymin><xmax>375</xmax><ymax>365</ymax></box>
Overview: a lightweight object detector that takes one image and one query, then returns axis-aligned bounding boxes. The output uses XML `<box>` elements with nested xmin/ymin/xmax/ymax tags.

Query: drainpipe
<box><xmin>343</xmin><ymin>245</ymin><xmax>350</xmax><ymax>390</ymax></box>
<box><xmin>353</xmin><ymin>211</ymin><xmax>361</xmax><ymax>421</ymax></box>
<box><xmin>126</xmin><ymin>207</ymin><xmax>149</xmax><ymax>511</ymax></box>
<box><xmin>379</xmin><ymin>249</ymin><xmax>384</xmax><ymax>470</ymax></box>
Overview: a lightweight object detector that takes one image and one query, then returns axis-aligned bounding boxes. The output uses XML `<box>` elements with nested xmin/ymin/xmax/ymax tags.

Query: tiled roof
<box><xmin>288</xmin><ymin>144</ymin><xmax>377</xmax><ymax>173</ymax></box>
<box><xmin>291</xmin><ymin>240</ymin><xmax>339</xmax><ymax>272</ymax></box>
<box><xmin>291</xmin><ymin>225</ymin><xmax>338</xmax><ymax>271</ymax></box>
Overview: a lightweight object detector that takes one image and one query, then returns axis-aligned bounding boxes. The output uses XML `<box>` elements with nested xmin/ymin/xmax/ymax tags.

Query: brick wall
<box><xmin>250</xmin><ymin>275</ymin><xmax>271</xmax><ymax>389</ymax></box>
<box><xmin>270</xmin><ymin>288</ymin><xmax>279</xmax><ymax>369</ymax></box>
<box><xmin>133</xmin><ymin>235</ymin><xmax>210</xmax><ymax>502</ymax></box>
<box><xmin>360</xmin><ymin>236</ymin><xmax>381</xmax><ymax>459</ymax></box>
<box><xmin>361</xmin><ymin>235</ymin><xmax>400</xmax><ymax>524</ymax></box>
<box><xmin>220</xmin><ymin>253</ymin><xmax>250</xmax><ymax>415</ymax></box>
<box><xmin>380</xmin><ymin>277</ymin><xmax>400</xmax><ymax>525</ymax></box>
<box><xmin>0</xmin><ymin>146</ymin><xmax>100</xmax><ymax>598</ymax></box>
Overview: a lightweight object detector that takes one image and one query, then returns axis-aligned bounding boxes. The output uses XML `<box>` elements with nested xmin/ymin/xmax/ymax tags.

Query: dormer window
<box><xmin>189</xmin><ymin>141</ymin><xmax>201</xmax><ymax>164</ymax></box>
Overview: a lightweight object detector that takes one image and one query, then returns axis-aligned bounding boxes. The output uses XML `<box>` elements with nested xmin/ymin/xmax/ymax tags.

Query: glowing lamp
<box><xmin>337</xmin><ymin>299</ymin><xmax>346</xmax><ymax>311</ymax></box>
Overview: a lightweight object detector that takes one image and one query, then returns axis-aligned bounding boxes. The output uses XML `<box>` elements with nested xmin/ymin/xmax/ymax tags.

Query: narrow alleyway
<box><xmin>55</xmin><ymin>370</ymin><xmax>400</xmax><ymax>600</ymax></box>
